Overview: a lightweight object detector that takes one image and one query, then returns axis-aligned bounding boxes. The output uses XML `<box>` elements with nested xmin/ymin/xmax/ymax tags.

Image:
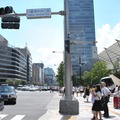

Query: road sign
<box><xmin>26</xmin><ymin>8</ymin><xmax>51</xmax><ymax>19</ymax></box>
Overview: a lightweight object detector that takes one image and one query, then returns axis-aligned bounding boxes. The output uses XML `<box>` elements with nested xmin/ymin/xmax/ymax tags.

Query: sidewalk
<box><xmin>39</xmin><ymin>92</ymin><xmax>120</xmax><ymax>120</ymax></box>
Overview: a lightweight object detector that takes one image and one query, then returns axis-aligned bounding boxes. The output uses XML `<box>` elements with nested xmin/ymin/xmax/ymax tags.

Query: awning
<box><xmin>110</xmin><ymin>74</ymin><xmax>120</xmax><ymax>86</ymax></box>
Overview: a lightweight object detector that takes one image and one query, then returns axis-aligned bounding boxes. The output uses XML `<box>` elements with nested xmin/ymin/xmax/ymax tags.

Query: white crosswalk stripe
<box><xmin>10</xmin><ymin>115</ymin><xmax>25</xmax><ymax>120</ymax></box>
<box><xmin>0</xmin><ymin>114</ymin><xmax>25</xmax><ymax>120</ymax></box>
<box><xmin>0</xmin><ymin>114</ymin><xmax>8</xmax><ymax>119</ymax></box>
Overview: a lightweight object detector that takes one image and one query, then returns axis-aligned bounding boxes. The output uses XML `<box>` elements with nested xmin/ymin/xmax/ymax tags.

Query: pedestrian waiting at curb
<box><xmin>79</xmin><ymin>85</ymin><xmax>84</xmax><ymax>96</ymax></box>
<box><xmin>84</xmin><ymin>85</ymin><xmax>90</xmax><ymax>102</ymax></box>
<box><xmin>92</xmin><ymin>84</ymin><xmax>103</xmax><ymax>120</ymax></box>
<box><xmin>101</xmin><ymin>82</ymin><xmax>111</xmax><ymax>118</ymax></box>
<box><xmin>91</xmin><ymin>85</ymin><xmax>96</xmax><ymax>120</ymax></box>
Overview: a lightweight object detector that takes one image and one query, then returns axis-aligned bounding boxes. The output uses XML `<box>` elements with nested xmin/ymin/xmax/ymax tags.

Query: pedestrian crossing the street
<box><xmin>0</xmin><ymin>114</ymin><xmax>25</xmax><ymax>120</ymax></box>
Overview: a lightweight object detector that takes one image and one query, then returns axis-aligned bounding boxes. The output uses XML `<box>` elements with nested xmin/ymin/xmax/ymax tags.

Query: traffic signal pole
<box><xmin>59</xmin><ymin>0</ymin><xmax>79</xmax><ymax>115</ymax></box>
<box><xmin>0</xmin><ymin>11</ymin><xmax>64</xmax><ymax>17</ymax></box>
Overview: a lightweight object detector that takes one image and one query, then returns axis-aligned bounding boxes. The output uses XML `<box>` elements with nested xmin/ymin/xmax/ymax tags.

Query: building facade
<box><xmin>0</xmin><ymin>35</ymin><xmax>32</xmax><ymax>83</ymax></box>
<box><xmin>68</xmin><ymin>0</ymin><xmax>97</xmax><ymax>75</ymax></box>
<box><xmin>44</xmin><ymin>67</ymin><xmax>55</xmax><ymax>86</ymax></box>
<box><xmin>32</xmin><ymin>63</ymin><xmax>44</xmax><ymax>85</ymax></box>
<box><xmin>17</xmin><ymin>47</ymin><xmax>32</xmax><ymax>82</ymax></box>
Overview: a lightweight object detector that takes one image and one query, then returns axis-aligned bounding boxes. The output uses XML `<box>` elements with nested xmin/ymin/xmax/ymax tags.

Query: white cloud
<box><xmin>96</xmin><ymin>23</ymin><xmax>120</xmax><ymax>53</ymax></box>
<box><xmin>31</xmin><ymin>47</ymin><xmax>63</xmax><ymax>73</ymax></box>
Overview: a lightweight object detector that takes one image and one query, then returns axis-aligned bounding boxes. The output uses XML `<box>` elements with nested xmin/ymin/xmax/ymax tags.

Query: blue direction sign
<box><xmin>26</xmin><ymin>8</ymin><xmax>51</xmax><ymax>19</ymax></box>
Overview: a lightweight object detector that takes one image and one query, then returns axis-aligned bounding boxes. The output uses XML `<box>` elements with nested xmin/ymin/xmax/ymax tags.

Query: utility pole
<box><xmin>59</xmin><ymin>0</ymin><xmax>79</xmax><ymax>115</ymax></box>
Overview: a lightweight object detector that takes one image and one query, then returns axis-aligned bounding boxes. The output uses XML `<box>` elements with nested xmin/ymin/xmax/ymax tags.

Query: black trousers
<box><xmin>103</xmin><ymin>102</ymin><xmax>109</xmax><ymax>117</ymax></box>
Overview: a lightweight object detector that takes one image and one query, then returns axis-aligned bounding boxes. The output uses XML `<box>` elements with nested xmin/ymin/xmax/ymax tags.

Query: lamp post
<box><xmin>79</xmin><ymin>57</ymin><xmax>82</xmax><ymax>85</ymax></box>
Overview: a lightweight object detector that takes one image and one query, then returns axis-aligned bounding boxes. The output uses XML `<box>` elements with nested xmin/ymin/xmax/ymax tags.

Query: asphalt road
<box><xmin>0</xmin><ymin>90</ymin><xmax>55</xmax><ymax>120</ymax></box>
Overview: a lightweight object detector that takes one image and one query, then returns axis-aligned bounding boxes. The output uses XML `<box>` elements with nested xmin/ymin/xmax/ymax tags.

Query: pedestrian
<box><xmin>113</xmin><ymin>85</ymin><xmax>120</xmax><ymax>108</ymax></box>
<box><xmin>79</xmin><ymin>85</ymin><xmax>84</xmax><ymax>96</ymax></box>
<box><xmin>76</xmin><ymin>87</ymin><xmax>80</xmax><ymax>96</ymax></box>
<box><xmin>113</xmin><ymin>85</ymin><xmax>120</xmax><ymax>96</ymax></box>
<box><xmin>50</xmin><ymin>86</ymin><xmax>53</xmax><ymax>93</ymax></box>
<box><xmin>92</xmin><ymin>84</ymin><xmax>103</xmax><ymax>120</ymax></box>
<box><xmin>91</xmin><ymin>85</ymin><xmax>96</xmax><ymax>120</ymax></box>
<box><xmin>115</xmin><ymin>85</ymin><xmax>119</xmax><ymax>92</ymax></box>
<box><xmin>84</xmin><ymin>85</ymin><xmax>90</xmax><ymax>102</ymax></box>
<box><xmin>101</xmin><ymin>82</ymin><xmax>111</xmax><ymax>118</ymax></box>
<box><xmin>72</xmin><ymin>86</ymin><xmax>75</xmax><ymax>96</ymax></box>
<box><xmin>61</xmin><ymin>87</ymin><xmax>65</xmax><ymax>96</ymax></box>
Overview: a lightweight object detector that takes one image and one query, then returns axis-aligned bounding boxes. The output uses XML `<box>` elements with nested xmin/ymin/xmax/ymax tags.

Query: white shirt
<box><xmin>102</xmin><ymin>86</ymin><xmax>110</xmax><ymax>97</ymax></box>
<box><xmin>113</xmin><ymin>90</ymin><xmax>120</xmax><ymax>97</ymax></box>
<box><xmin>94</xmin><ymin>91</ymin><xmax>102</xmax><ymax>100</ymax></box>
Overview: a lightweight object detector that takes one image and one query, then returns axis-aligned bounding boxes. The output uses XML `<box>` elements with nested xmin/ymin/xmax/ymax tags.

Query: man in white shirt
<box><xmin>101</xmin><ymin>82</ymin><xmax>111</xmax><ymax>118</ymax></box>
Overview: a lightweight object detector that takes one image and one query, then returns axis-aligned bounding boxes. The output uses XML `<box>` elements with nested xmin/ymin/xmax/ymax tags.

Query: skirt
<box><xmin>92</xmin><ymin>100</ymin><xmax>103</xmax><ymax>111</ymax></box>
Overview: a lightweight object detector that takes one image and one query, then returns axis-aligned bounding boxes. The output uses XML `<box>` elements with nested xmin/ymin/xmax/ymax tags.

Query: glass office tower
<box><xmin>68</xmin><ymin>0</ymin><xmax>97</xmax><ymax>75</ymax></box>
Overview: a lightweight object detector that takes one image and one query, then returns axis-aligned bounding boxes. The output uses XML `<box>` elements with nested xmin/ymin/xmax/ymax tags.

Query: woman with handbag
<box><xmin>84</xmin><ymin>85</ymin><xmax>90</xmax><ymax>102</ymax></box>
<box><xmin>92</xmin><ymin>84</ymin><xmax>103</xmax><ymax>120</ymax></box>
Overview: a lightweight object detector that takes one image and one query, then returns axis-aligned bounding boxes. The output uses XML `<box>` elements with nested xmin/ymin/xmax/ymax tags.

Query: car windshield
<box><xmin>0</xmin><ymin>86</ymin><xmax>14</xmax><ymax>92</ymax></box>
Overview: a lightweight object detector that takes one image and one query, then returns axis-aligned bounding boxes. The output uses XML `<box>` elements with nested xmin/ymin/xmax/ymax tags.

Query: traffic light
<box><xmin>0</xmin><ymin>6</ymin><xmax>13</xmax><ymax>15</ymax></box>
<box><xmin>65</xmin><ymin>40</ymin><xmax>70</xmax><ymax>53</ymax></box>
<box><xmin>1</xmin><ymin>23</ymin><xmax>19</xmax><ymax>29</ymax></box>
<box><xmin>1</xmin><ymin>16</ymin><xmax>20</xmax><ymax>29</ymax></box>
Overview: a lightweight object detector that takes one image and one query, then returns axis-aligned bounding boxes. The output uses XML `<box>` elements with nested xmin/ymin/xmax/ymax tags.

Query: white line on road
<box><xmin>10</xmin><ymin>115</ymin><xmax>25</xmax><ymax>120</ymax></box>
<box><xmin>0</xmin><ymin>114</ymin><xmax>8</xmax><ymax>119</ymax></box>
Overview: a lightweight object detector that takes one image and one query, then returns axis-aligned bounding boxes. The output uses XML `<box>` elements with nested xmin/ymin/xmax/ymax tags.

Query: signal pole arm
<box><xmin>0</xmin><ymin>11</ymin><xmax>65</xmax><ymax>17</ymax></box>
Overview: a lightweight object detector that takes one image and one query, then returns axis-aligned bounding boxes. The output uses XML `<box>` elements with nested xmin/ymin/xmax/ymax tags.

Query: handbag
<box><xmin>101</xmin><ymin>96</ymin><xmax>109</xmax><ymax>104</ymax></box>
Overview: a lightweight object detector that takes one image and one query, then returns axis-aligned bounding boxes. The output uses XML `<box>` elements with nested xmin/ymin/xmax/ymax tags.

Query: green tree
<box><xmin>82</xmin><ymin>71</ymin><xmax>91</xmax><ymax>85</ymax></box>
<box><xmin>6</xmin><ymin>78</ymin><xmax>27</xmax><ymax>87</ymax></box>
<box><xmin>90</xmin><ymin>61</ymin><xmax>111</xmax><ymax>84</ymax></box>
<box><xmin>56</xmin><ymin>61</ymin><xmax>64</xmax><ymax>87</ymax></box>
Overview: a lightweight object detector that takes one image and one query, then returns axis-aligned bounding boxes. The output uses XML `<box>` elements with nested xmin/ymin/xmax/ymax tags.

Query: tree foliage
<box><xmin>56</xmin><ymin>60</ymin><xmax>112</xmax><ymax>87</ymax></box>
<box><xmin>82</xmin><ymin>61</ymin><xmax>111</xmax><ymax>85</ymax></box>
<box><xmin>6</xmin><ymin>78</ymin><xmax>27</xmax><ymax>87</ymax></box>
<box><xmin>56</xmin><ymin>61</ymin><xmax>64</xmax><ymax>87</ymax></box>
<box><xmin>82</xmin><ymin>71</ymin><xmax>91</xmax><ymax>85</ymax></box>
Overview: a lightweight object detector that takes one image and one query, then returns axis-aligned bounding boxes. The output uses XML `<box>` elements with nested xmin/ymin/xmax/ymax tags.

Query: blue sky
<box><xmin>0</xmin><ymin>0</ymin><xmax>120</xmax><ymax>74</ymax></box>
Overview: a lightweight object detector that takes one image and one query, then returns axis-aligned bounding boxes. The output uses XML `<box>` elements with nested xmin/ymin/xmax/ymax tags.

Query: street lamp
<box><xmin>52</xmin><ymin>51</ymin><xmax>63</xmax><ymax>53</ymax></box>
<box><xmin>79</xmin><ymin>57</ymin><xmax>85</xmax><ymax>86</ymax></box>
<box><xmin>79</xmin><ymin>57</ymin><xmax>82</xmax><ymax>85</ymax></box>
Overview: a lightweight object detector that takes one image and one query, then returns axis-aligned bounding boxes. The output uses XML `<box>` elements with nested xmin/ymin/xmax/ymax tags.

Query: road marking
<box><xmin>0</xmin><ymin>114</ymin><xmax>8</xmax><ymax>119</ymax></box>
<box><xmin>10</xmin><ymin>115</ymin><xmax>25</xmax><ymax>120</ymax></box>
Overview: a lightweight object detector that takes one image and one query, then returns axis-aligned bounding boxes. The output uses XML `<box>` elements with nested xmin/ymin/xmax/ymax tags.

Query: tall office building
<box><xmin>44</xmin><ymin>67</ymin><xmax>55</xmax><ymax>86</ymax></box>
<box><xmin>68</xmin><ymin>0</ymin><xmax>98</xmax><ymax>75</ymax></box>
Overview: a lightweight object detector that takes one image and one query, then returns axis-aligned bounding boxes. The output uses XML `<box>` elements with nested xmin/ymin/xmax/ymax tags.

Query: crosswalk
<box><xmin>0</xmin><ymin>114</ymin><xmax>25</xmax><ymax>120</ymax></box>
<box><xmin>0</xmin><ymin>114</ymin><xmax>7</xmax><ymax>119</ymax></box>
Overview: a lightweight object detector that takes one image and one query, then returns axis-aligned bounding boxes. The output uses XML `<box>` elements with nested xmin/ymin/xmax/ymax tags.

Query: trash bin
<box><xmin>113</xmin><ymin>96</ymin><xmax>120</xmax><ymax>109</ymax></box>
